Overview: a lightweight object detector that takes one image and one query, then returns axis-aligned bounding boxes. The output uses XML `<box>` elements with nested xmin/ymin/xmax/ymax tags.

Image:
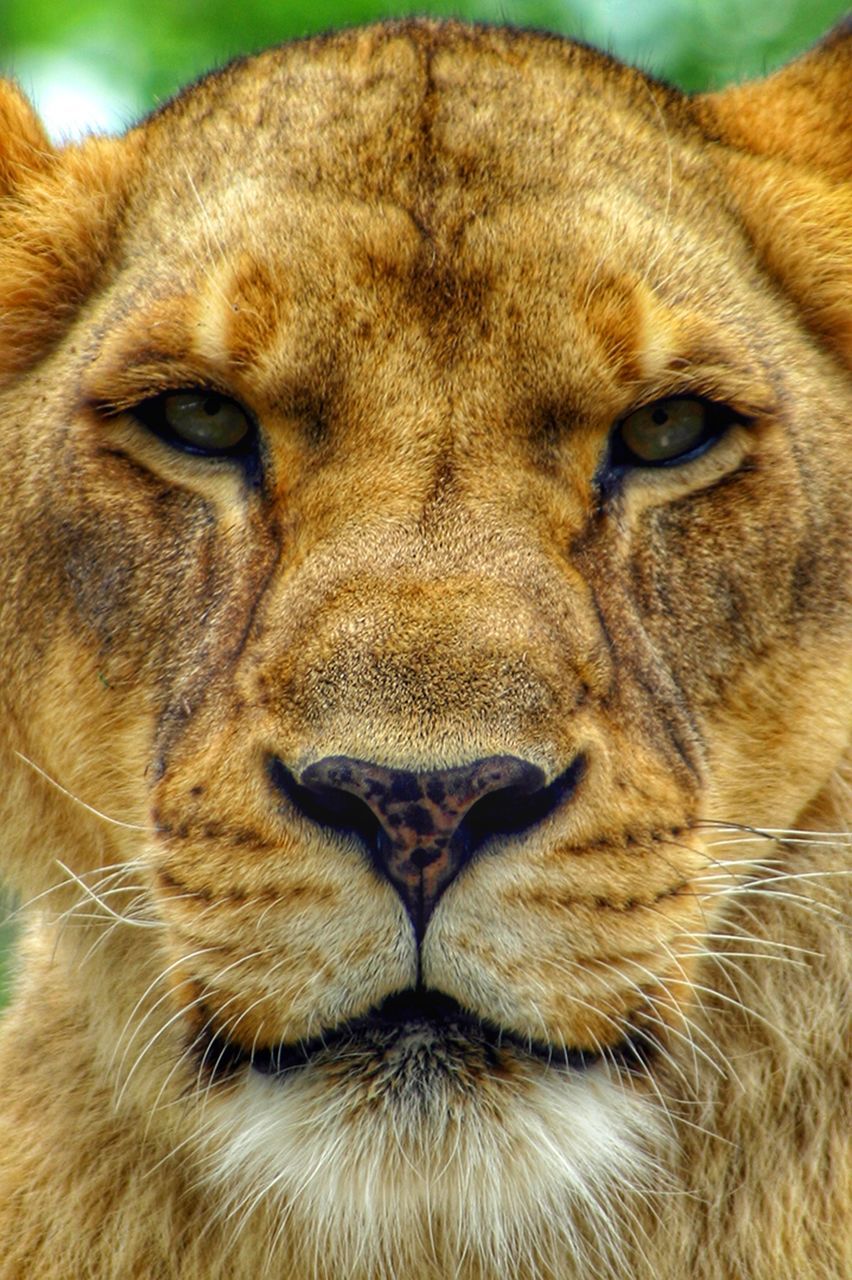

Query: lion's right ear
<box><xmin>694</xmin><ymin>20</ymin><xmax>851</xmax><ymax>181</ymax></box>
<box><xmin>0</xmin><ymin>80</ymin><xmax>55</xmax><ymax>194</ymax></box>
<box><xmin>0</xmin><ymin>81</ymin><xmax>132</xmax><ymax>381</ymax></box>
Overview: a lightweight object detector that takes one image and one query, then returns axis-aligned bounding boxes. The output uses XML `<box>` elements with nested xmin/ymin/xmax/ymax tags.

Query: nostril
<box><xmin>460</xmin><ymin>753</ymin><xmax>586</xmax><ymax>855</ymax></box>
<box><xmin>267</xmin><ymin>756</ymin><xmax>382</xmax><ymax>847</ymax></box>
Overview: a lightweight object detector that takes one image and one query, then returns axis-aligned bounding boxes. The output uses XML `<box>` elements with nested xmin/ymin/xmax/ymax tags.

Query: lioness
<box><xmin>0</xmin><ymin>17</ymin><xmax>849</xmax><ymax>1280</ymax></box>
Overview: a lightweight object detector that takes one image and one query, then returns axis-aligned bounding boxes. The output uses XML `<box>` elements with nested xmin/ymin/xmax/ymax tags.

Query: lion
<box><xmin>0</xmin><ymin>16</ymin><xmax>848</xmax><ymax>1279</ymax></box>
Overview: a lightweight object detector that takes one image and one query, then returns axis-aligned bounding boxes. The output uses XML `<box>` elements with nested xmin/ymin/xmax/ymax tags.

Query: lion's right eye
<box><xmin>132</xmin><ymin>391</ymin><xmax>255</xmax><ymax>457</ymax></box>
<box><xmin>611</xmin><ymin>396</ymin><xmax>742</xmax><ymax>470</ymax></box>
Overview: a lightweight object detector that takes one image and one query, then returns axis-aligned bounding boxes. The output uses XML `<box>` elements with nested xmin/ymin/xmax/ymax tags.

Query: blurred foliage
<box><xmin>0</xmin><ymin>0</ymin><xmax>849</xmax><ymax>130</ymax></box>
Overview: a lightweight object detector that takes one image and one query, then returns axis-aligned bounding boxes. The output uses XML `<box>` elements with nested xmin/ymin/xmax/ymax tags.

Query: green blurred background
<box><xmin>0</xmin><ymin>0</ymin><xmax>848</xmax><ymax>139</ymax></box>
<box><xmin>0</xmin><ymin>0</ymin><xmax>847</xmax><ymax>1004</ymax></box>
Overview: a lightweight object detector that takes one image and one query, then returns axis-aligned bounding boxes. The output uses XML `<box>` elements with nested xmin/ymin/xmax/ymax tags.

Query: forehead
<box><xmin>100</xmin><ymin>24</ymin><xmax>764</xmax><ymax>419</ymax></box>
<box><xmin>130</xmin><ymin>24</ymin><xmax>718</xmax><ymax>263</ymax></box>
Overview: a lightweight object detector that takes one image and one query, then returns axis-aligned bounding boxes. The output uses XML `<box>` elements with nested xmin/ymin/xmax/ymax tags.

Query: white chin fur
<box><xmin>199</xmin><ymin>1055</ymin><xmax>665</xmax><ymax>1279</ymax></box>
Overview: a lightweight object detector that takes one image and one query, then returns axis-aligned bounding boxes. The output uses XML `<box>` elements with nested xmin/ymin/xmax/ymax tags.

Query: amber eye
<box><xmin>132</xmin><ymin>391</ymin><xmax>254</xmax><ymax>456</ymax></box>
<box><xmin>614</xmin><ymin>396</ymin><xmax>732</xmax><ymax>467</ymax></box>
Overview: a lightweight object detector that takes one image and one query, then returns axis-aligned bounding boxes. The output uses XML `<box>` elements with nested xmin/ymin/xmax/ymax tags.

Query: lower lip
<box><xmin>193</xmin><ymin>992</ymin><xmax>651</xmax><ymax>1083</ymax></box>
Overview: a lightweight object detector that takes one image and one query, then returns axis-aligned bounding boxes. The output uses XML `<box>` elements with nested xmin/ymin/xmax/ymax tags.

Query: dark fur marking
<box><xmin>632</xmin><ymin>667</ymin><xmax>703</xmax><ymax>784</ymax></box>
<box><xmin>152</xmin><ymin>514</ymin><xmax>282</xmax><ymax>775</ymax></box>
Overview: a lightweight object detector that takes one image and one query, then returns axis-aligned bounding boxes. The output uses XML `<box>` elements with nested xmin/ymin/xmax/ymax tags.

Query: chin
<box><xmin>197</xmin><ymin>990</ymin><xmax>664</xmax><ymax>1280</ymax></box>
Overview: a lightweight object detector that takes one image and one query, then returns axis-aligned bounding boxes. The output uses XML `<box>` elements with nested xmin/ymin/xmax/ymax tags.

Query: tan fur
<box><xmin>0</xmin><ymin>19</ymin><xmax>849</xmax><ymax>1279</ymax></box>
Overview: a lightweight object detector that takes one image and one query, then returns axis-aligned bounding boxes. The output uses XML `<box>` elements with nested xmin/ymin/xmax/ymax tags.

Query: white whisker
<box><xmin>13</xmin><ymin>751</ymin><xmax>146</xmax><ymax>831</ymax></box>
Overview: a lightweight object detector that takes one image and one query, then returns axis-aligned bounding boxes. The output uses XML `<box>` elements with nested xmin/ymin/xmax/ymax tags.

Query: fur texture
<box><xmin>0</xmin><ymin>19</ymin><xmax>849</xmax><ymax>1279</ymax></box>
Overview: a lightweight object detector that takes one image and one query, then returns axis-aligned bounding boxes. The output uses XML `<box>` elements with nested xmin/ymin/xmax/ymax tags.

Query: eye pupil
<box><xmin>651</xmin><ymin>407</ymin><xmax>668</xmax><ymax>425</ymax></box>
<box><xmin>202</xmin><ymin>395</ymin><xmax>223</xmax><ymax>416</ymax></box>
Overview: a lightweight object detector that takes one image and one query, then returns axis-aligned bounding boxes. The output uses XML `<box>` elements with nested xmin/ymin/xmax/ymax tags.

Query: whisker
<box><xmin>678</xmin><ymin>929</ymin><xmax>820</xmax><ymax>959</ymax></box>
<box><xmin>698</xmin><ymin>817</ymin><xmax>851</xmax><ymax>839</ymax></box>
<box><xmin>111</xmin><ymin>947</ymin><xmax>219</xmax><ymax>1080</ymax></box>
<box><xmin>13</xmin><ymin>751</ymin><xmax>147</xmax><ymax>831</ymax></box>
<box><xmin>54</xmin><ymin>860</ymin><xmax>158</xmax><ymax>929</ymax></box>
<box><xmin>115</xmin><ymin>947</ymin><xmax>267</xmax><ymax>1112</ymax></box>
<box><xmin>9</xmin><ymin>860</ymin><xmax>146</xmax><ymax>918</ymax></box>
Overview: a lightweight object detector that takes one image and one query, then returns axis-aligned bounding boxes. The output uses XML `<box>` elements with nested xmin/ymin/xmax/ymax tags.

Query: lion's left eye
<box><xmin>614</xmin><ymin>397</ymin><xmax>732</xmax><ymax>466</ymax></box>
<box><xmin>132</xmin><ymin>390</ymin><xmax>254</xmax><ymax>456</ymax></box>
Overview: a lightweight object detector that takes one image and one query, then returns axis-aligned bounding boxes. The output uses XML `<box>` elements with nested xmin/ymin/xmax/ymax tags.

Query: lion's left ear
<box><xmin>0</xmin><ymin>80</ymin><xmax>55</xmax><ymax>194</ymax></box>
<box><xmin>694</xmin><ymin>20</ymin><xmax>851</xmax><ymax>366</ymax></box>
<box><xmin>0</xmin><ymin>82</ymin><xmax>135</xmax><ymax>382</ymax></box>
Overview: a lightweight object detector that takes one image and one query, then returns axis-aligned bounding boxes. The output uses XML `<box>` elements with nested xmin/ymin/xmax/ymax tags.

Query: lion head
<box><xmin>0</xmin><ymin>19</ymin><xmax>849</xmax><ymax>1280</ymax></box>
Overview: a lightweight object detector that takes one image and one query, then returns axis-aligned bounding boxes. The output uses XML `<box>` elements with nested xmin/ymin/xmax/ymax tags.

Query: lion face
<box><xmin>1</xmin><ymin>19</ymin><xmax>850</xmax><ymax>1280</ymax></box>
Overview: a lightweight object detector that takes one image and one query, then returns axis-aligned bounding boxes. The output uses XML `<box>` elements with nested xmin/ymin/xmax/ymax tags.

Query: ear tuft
<box><xmin>0</xmin><ymin>81</ymin><xmax>54</xmax><ymax>195</ymax></box>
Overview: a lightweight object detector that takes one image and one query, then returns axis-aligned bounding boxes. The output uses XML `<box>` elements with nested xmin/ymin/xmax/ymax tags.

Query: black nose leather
<box><xmin>269</xmin><ymin>754</ymin><xmax>584</xmax><ymax>939</ymax></box>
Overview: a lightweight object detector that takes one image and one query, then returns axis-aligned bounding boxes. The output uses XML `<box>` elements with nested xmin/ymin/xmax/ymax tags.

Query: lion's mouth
<box><xmin>195</xmin><ymin>988</ymin><xmax>654</xmax><ymax>1082</ymax></box>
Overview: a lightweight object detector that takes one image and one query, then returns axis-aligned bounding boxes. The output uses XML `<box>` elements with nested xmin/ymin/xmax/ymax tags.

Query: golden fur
<box><xmin>0</xmin><ymin>18</ymin><xmax>849</xmax><ymax>1279</ymax></box>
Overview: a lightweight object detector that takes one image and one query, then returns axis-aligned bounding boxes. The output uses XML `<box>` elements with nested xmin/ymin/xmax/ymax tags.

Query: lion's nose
<box><xmin>269</xmin><ymin>754</ymin><xmax>583</xmax><ymax>939</ymax></box>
